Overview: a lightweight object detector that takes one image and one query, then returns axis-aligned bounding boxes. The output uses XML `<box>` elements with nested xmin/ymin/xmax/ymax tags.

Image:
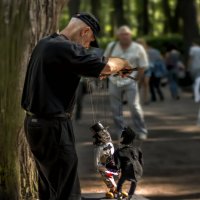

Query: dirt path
<box><xmin>73</xmin><ymin>86</ymin><xmax>200</xmax><ymax>200</ymax></box>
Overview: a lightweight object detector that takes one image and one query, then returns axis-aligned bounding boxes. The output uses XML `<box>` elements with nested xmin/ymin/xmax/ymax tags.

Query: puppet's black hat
<box><xmin>90</xmin><ymin>121</ymin><xmax>105</xmax><ymax>133</ymax></box>
<box><xmin>90</xmin><ymin>122</ymin><xmax>111</xmax><ymax>145</ymax></box>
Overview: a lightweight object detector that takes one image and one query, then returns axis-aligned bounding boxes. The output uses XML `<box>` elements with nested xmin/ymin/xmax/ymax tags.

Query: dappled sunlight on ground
<box><xmin>75</xmin><ymin>89</ymin><xmax>200</xmax><ymax>200</ymax></box>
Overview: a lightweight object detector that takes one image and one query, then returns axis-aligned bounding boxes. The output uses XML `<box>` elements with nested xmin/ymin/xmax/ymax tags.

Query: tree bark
<box><xmin>91</xmin><ymin>0</ymin><xmax>101</xmax><ymax>21</ymax></box>
<box><xmin>162</xmin><ymin>0</ymin><xmax>181</xmax><ymax>34</ymax></box>
<box><xmin>178</xmin><ymin>0</ymin><xmax>199</xmax><ymax>55</ymax></box>
<box><xmin>113</xmin><ymin>0</ymin><xmax>127</xmax><ymax>28</ymax></box>
<box><xmin>0</xmin><ymin>0</ymin><xmax>66</xmax><ymax>199</ymax></box>
<box><xmin>136</xmin><ymin>0</ymin><xmax>150</xmax><ymax>35</ymax></box>
<box><xmin>90</xmin><ymin>0</ymin><xmax>102</xmax><ymax>35</ymax></box>
<box><xmin>162</xmin><ymin>0</ymin><xmax>173</xmax><ymax>33</ymax></box>
<box><xmin>171</xmin><ymin>0</ymin><xmax>181</xmax><ymax>33</ymax></box>
<box><xmin>68</xmin><ymin>0</ymin><xmax>80</xmax><ymax>17</ymax></box>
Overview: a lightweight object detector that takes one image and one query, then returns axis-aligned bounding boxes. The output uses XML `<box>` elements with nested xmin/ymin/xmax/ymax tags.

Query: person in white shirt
<box><xmin>189</xmin><ymin>39</ymin><xmax>200</xmax><ymax>125</ymax></box>
<box><xmin>104</xmin><ymin>26</ymin><xmax>149</xmax><ymax>140</ymax></box>
<box><xmin>189</xmin><ymin>39</ymin><xmax>200</xmax><ymax>81</ymax></box>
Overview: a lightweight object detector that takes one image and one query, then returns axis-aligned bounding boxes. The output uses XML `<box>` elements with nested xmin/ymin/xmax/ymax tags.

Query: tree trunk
<box><xmin>178</xmin><ymin>0</ymin><xmax>199</xmax><ymax>56</ymax></box>
<box><xmin>171</xmin><ymin>0</ymin><xmax>181</xmax><ymax>33</ymax></box>
<box><xmin>90</xmin><ymin>0</ymin><xmax>102</xmax><ymax>35</ymax></box>
<box><xmin>142</xmin><ymin>0</ymin><xmax>150</xmax><ymax>35</ymax></box>
<box><xmin>162</xmin><ymin>0</ymin><xmax>182</xmax><ymax>34</ymax></box>
<box><xmin>113</xmin><ymin>0</ymin><xmax>127</xmax><ymax>28</ymax></box>
<box><xmin>91</xmin><ymin>0</ymin><xmax>101</xmax><ymax>21</ymax></box>
<box><xmin>68</xmin><ymin>0</ymin><xmax>80</xmax><ymax>17</ymax></box>
<box><xmin>136</xmin><ymin>0</ymin><xmax>150</xmax><ymax>36</ymax></box>
<box><xmin>0</xmin><ymin>0</ymin><xmax>66</xmax><ymax>199</ymax></box>
<box><xmin>162</xmin><ymin>0</ymin><xmax>173</xmax><ymax>33</ymax></box>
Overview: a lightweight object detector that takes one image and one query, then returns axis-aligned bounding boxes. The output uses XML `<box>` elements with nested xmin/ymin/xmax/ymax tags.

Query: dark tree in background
<box><xmin>91</xmin><ymin>0</ymin><xmax>102</xmax><ymax>36</ymax></box>
<box><xmin>91</xmin><ymin>0</ymin><xmax>101</xmax><ymax>21</ymax></box>
<box><xmin>137</xmin><ymin>0</ymin><xmax>150</xmax><ymax>35</ymax></box>
<box><xmin>68</xmin><ymin>0</ymin><xmax>80</xmax><ymax>16</ymax></box>
<box><xmin>178</xmin><ymin>0</ymin><xmax>199</xmax><ymax>54</ymax></box>
<box><xmin>171</xmin><ymin>0</ymin><xmax>182</xmax><ymax>33</ymax></box>
<box><xmin>142</xmin><ymin>0</ymin><xmax>150</xmax><ymax>35</ymax></box>
<box><xmin>112</xmin><ymin>0</ymin><xmax>127</xmax><ymax>28</ymax></box>
<box><xmin>162</xmin><ymin>0</ymin><xmax>175</xmax><ymax>33</ymax></box>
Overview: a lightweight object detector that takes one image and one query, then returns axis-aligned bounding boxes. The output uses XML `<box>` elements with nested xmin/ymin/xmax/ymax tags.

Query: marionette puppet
<box><xmin>114</xmin><ymin>127</ymin><xmax>143</xmax><ymax>200</ymax></box>
<box><xmin>90</xmin><ymin>122</ymin><xmax>128</xmax><ymax>199</ymax></box>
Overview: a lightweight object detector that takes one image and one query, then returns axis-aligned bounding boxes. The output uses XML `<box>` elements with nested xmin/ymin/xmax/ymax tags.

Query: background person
<box><xmin>136</xmin><ymin>38</ymin><xmax>151</xmax><ymax>105</ymax></box>
<box><xmin>137</xmin><ymin>39</ymin><xmax>167</xmax><ymax>103</ymax></box>
<box><xmin>104</xmin><ymin>26</ymin><xmax>149</xmax><ymax>140</ymax></box>
<box><xmin>188</xmin><ymin>39</ymin><xmax>200</xmax><ymax>83</ymax></box>
<box><xmin>165</xmin><ymin>44</ymin><xmax>182</xmax><ymax>100</ymax></box>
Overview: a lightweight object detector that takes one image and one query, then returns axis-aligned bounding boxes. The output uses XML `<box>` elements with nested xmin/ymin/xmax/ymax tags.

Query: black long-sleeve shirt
<box><xmin>21</xmin><ymin>33</ymin><xmax>106</xmax><ymax>115</ymax></box>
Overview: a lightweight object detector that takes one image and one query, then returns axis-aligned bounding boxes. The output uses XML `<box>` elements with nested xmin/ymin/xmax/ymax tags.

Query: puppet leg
<box><xmin>127</xmin><ymin>181</ymin><xmax>137</xmax><ymax>200</ymax></box>
<box><xmin>117</xmin><ymin>176</ymin><xmax>126</xmax><ymax>200</ymax></box>
<box><xmin>99</xmin><ymin>170</ymin><xmax>117</xmax><ymax>198</ymax></box>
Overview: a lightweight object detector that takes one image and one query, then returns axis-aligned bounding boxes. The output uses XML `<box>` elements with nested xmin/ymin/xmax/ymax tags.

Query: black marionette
<box><xmin>114</xmin><ymin>127</ymin><xmax>143</xmax><ymax>200</ymax></box>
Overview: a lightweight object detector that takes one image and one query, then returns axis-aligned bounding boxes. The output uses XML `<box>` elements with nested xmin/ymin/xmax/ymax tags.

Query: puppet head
<box><xmin>120</xmin><ymin>127</ymin><xmax>136</xmax><ymax>145</ymax></box>
<box><xmin>90</xmin><ymin>122</ymin><xmax>111</xmax><ymax>145</ymax></box>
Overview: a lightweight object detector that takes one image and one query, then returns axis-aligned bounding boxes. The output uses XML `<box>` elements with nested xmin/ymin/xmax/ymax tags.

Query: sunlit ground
<box><xmin>75</xmin><ymin>87</ymin><xmax>200</xmax><ymax>200</ymax></box>
<box><xmin>80</xmin><ymin>174</ymin><xmax>200</xmax><ymax>197</ymax></box>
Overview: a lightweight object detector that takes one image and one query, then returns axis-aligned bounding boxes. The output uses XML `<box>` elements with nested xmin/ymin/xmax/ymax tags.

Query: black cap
<box><xmin>73</xmin><ymin>12</ymin><xmax>100</xmax><ymax>47</ymax></box>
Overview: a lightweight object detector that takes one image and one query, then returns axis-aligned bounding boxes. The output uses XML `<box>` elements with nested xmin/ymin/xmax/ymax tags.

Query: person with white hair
<box><xmin>104</xmin><ymin>25</ymin><xmax>149</xmax><ymax>140</ymax></box>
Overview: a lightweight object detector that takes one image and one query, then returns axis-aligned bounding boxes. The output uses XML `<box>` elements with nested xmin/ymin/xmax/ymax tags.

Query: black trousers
<box><xmin>75</xmin><ymin>82</ymin><xmax>85</xmax><ymax>120</ymax></box>
<box><xmin>24</xmin><ymin>115</ymin><xmax>81</xmax><ymax>200</ymax></box>
<box><xmin>149</xmin><ymin>76</ymin><xmax>164</xmax><ymax>101</ymax></box>
<box><xmin>117</xmin><ymin>175</ymin><xmax>136</xmax><ymax>196</ymax></box>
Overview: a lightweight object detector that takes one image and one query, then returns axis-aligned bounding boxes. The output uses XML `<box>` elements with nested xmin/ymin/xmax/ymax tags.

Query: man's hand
<box><xmin>100</xmin><ymin>57</ymin><xmax>137</xmax><ymax>79</ymax></box>
<box><xmin>99</xmin><ymin>74</ymin><xmax>109</xmax><ymax>80</ymax></box>
<box><xmin>118</xmin><ymin>68</ymin><xmax>134</xmax><ymax>78</ymax></box>
<box><xmin>109</xmin><ymin>57</ymin><xmax>133</xmax><ymax>73</ymax></box>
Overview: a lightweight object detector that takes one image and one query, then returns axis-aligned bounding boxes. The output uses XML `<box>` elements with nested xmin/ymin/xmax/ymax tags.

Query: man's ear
<box><xmin>81</xmin><ymin>27</ymin><xmax>90</xmax><ymax>36</ymax></box>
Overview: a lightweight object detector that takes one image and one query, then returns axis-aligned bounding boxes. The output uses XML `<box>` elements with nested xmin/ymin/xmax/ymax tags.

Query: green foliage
<box><xmin>98</xmin><ymin>36</ymin><xmax>115</xmax><ymax>50</ymax></box>
<box><xmin>59</xmin><ymin>6</ymin><xmax>69</xmax><ymax>30</ymax></box>
<box><xmin>59</xmin><ymin>0</ymin><xmax>198</xmax><ymax>57</ymax></box>
<box><xmin>144</xmin><ymin>34</ymin><xmax>184</xmax><ymax>54</ymax></box>
<box><xmin>60</xmin><ymin>0</ymin><xmax>200</xmax><ymax>39</ymax></box>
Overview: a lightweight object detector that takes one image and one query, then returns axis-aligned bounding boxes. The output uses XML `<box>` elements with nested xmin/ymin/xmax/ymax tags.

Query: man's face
<box><xmin>80</xmin><ymin>27</ymin><xmax>95</xmax><ymax>48</ymax></box>
<box><xmin>118</xmin><ymin>31</ymin><xmax>132</xmax><ymax>46</ymax></box>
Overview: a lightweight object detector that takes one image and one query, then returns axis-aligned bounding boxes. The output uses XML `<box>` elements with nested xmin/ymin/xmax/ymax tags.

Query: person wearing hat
<box><xmin>104</xmin><ymin>25</ymin><xmax>149</xmax><ymax>141</ymax></box>
<box><xmin>114</xmin><ymin>127</ymin><xmax>143</xmax><ymax>200</ymax></box>
<box><xmin>21</xmin><ymin>13</ymin><xmax>133</xmax><ymax>200</ymax></box>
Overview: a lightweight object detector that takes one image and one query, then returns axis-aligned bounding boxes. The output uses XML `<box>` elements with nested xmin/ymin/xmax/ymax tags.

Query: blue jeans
<box><xmin>168</xmin><ymin>69</ymin><xmax>179</xmax><ymax>99</ymax></box>
<box><xmin>108</xmin><ymin>81</ymin><xmax>148</xmax><ymax>137</ymax></box>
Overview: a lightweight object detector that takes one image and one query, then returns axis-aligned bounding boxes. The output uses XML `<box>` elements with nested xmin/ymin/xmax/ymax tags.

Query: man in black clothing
<box><xmin>21</xmin><ymin>12</ymin><xmax>132</xmax><ymax>200</ymax></box>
